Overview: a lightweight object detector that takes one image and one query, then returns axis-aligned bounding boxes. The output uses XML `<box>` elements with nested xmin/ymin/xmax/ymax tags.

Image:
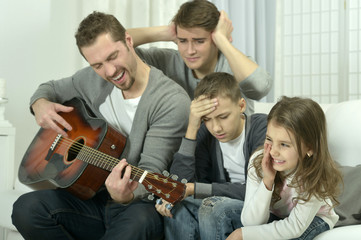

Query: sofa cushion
<box><xmin>325</xmin><ymin>99</ymin><xmax>361</xmax><ymax>167</ymax></box>
<box><xmin>325</xmin><ymin>99</ymin><xmax>361</xmax><ymax>227</ymax></box>
<box><xmin>335</xmin><ymin>165</ymin><xmax>361</xmax><ymax>227</ymax></box>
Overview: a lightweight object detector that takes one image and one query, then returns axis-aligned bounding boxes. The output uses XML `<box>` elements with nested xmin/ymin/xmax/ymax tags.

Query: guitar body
<box><xmin>19</xmin><ymin>98</ymin><xmax>127</xmax><ymax>200</ymax></box>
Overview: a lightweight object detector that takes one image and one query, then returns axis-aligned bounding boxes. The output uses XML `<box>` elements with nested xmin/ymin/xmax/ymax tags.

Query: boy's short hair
<box><xmin>75</xmin><ymin>11</ymin><xmax>126</xmax><ymax>54</ymax></box>
<box><xmin>194</xmin><ymin>72</ymin><xmax>241</xmax><ymax>103</ymax></box>
<box><xmin>172</xmin><ymin>0</ymin><xmax>220</xmax><ymax>32</ymax></box>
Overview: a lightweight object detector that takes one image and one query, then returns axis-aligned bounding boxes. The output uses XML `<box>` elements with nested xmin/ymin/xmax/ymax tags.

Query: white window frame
<box><xmin>274</xmin><ymin>0</ymin><xmax>361</xmax><ymax>103</ymax></box>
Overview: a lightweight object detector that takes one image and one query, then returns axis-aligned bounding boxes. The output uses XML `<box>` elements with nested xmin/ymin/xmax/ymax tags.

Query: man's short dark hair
<box><xmin>75</xmin><ymin>11</ymin><xmax>126</xmax><ymax>55</ymax></box>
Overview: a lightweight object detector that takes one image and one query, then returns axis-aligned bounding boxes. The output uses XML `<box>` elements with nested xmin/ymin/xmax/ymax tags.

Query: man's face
<box><xmin>176</xmin><ymin>26</ymin><xmax>219</xmax><ymax>76</ymax></box>
<box><xmin>202</xmin><ymin>97</ymin><xmax>246</xmax><ymax>143</ymax></box>
<box><xmin>81</xmin><ymin>33</ymin><xmax>137</xmax><ymax>91</ymax></box>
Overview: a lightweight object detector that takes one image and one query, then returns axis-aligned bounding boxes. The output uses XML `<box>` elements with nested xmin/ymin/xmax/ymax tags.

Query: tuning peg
<box><xmin>162</xmin><ymin>170</ymin><xmax>170</xmax><ymax>177</ymax></box>
<box><xmin>148</xmin><ymin>194</ymin><xmax>155</xmax><ymax>201</ymax></box>
<box><xmin>181</xmin><ymin>179</ymin><xmax>188</xmax><ymax>184</ymax></box>
<box><xmin>171</xmin><ymin>175</ymin><xmax>178</xmax><ymax>180</ymax></box>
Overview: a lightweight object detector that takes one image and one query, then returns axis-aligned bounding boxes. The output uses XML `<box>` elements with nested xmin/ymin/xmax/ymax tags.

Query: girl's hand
<box><xmin>226</xmin><ymin>228</ymin><xmax>243</xmax><ymax>240</ymax></box>
<box><xmin>168</xmin><ymin>22</ymin><xmax>177</xmax><ymax>43</ymax></box>
<box><xmin>261</xmin><ymin>143</ymin><xmax>276</xmax><ymax>190</ymax></box>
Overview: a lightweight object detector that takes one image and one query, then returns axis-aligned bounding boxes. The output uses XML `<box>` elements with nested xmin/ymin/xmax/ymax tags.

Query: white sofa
<box><xmin>0</xmin><ymin>122</ymin><xmax>28</xmax><ymax>240</ymax></box>
<box><xmin>254</xmin><ymin>99</ymin><xmax>361</xmax><ymax>240</ymax></box>
<box><xmin>0</xmin><ymin>182</ymin><xmax>31</xmax><ymax>240</ymax></box>
<box><xmin>0</xmin><ymin>129</ymin><xmax>32</xmax><ymax>240</ymax></box>
<box><xmin>1</xmin><ymin>99</ymin><xmax>360</xmax><ymax>240</ymax></box>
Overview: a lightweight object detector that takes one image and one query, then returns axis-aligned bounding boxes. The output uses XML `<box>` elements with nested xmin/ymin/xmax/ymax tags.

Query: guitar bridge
<box><xmin>45</xmin><ymin>134</ymin><xmax>62</xmax><ymax>161</ymax></box>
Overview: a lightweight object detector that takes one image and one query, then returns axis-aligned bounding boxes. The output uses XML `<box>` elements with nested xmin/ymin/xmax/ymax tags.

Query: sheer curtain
<box><xmin>211</xmin><ymin>0</ymin><xmax>276</xmax><ymax>102</ymax></box>
<box><xmin>274</xmin><ymin>0</ymin><xmax>361</xmax><ymax>103</ymax></box>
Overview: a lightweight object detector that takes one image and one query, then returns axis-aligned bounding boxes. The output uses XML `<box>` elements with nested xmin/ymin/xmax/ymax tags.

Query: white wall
<box><xmin>0</xmin><ymin>0</ymin><xmax>85</xmax><ymax>180</ymax></box>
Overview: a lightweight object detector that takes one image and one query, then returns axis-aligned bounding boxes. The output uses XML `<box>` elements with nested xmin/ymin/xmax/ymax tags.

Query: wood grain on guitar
<box><xmin>19</xmin><ymin>98</ymin><xmax>186</xmax><ymax>205</ymax></box>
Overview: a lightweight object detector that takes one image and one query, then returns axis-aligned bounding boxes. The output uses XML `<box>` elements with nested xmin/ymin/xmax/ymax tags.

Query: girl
<box><xmin>227</xmin><ymin>96</ymin><xmax>342</xmax><ymax>240</ymax></box>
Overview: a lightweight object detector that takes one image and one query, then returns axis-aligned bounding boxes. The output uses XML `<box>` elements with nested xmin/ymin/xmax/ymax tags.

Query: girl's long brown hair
<box><xmin>252</xmin><ymin>96</ymin><xmax>342</xmax><ymax>207</ymax></box>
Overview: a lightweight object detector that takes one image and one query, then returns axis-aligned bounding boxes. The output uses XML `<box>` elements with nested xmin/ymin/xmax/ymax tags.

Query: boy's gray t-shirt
<box><xmin>135</xmin><ymin>47</ymin><xmax>273</xmax><ymax>115</ymax></box>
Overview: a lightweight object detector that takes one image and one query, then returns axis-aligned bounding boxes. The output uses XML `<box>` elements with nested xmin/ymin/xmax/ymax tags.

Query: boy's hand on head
<box><xmin>212</xmin><ymin>10</ymin><xmax>233</xmax><ymax>45</ymax></box>
<box><xmin>168</xmin><ymin>22</ymin><xmax>177</xmax><ymax>43</ymax></box>
<box><xmin>186</xmin><ymin>95</ymin><xmax>218</xmax><ymax>139</ymax></box>
<box><xmin>262</xmin><ymin>143</ymin><xmax>276</xmax><ymax>190</ymax></box>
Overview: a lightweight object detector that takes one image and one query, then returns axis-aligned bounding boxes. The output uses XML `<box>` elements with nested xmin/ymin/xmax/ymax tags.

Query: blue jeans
<box><xmin>291</xmin><ymin>216</ymin><xmax>330</xmax><ymax>240</ymax></box>
<box><xmin>269</xmin><ymin>214</ymin><xmax>330</xmax><ymax>240</ymax></box>
<box><xmin>199</xmin><ymin>197</ymin><xmax>244</xmax><ymax>240</ymax></box>
<box><xmin>165</xmin><ymin>196</ymin><xmax>243</xmax><ymax>240</ymax></box>
<box><xmin>12</xmin><ymin>189</ymin><xmax>163</xmax><ymax>240</ymax></box>
<box><xmin>164</xmin><ymin>197</ymin><xmax>203</xmax><ymax>240</ymax></box>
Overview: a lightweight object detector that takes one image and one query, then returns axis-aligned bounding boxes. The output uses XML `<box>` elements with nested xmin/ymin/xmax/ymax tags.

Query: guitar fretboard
<box><xmin>64</xmin><ymin>137</ymin><xmax>143</xmax><ymax>182</ymax></box>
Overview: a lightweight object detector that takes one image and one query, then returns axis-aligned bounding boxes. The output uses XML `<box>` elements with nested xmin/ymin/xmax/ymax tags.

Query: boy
<box><xmin>156</xmin><ymin>72</ymin><xmax>267</xmax><ymax>240</ymax></box>
<box><xmin>129</xmin><ymin>0</ymin><xmax>272</xmax><ymax>116</ymax></box>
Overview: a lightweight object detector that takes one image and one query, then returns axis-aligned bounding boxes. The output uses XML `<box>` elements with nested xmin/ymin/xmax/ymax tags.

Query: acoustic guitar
<box><xmin>19</xmin><ymin>98</ymin><xmax>186</xmax><ymax>205</ymax></box>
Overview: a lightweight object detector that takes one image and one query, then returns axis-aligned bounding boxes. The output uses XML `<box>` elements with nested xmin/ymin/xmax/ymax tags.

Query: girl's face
<box><xmin>265</xmin><ymin>120</ymin><xmax>309</xmax><ymax>172</ymax></box>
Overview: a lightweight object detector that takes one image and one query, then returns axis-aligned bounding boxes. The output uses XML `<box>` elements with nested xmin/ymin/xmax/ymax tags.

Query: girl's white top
<box><xmin>241</xmin><ymin>149</ymin><xmax>339</xmax><ymax>240</ymax></box>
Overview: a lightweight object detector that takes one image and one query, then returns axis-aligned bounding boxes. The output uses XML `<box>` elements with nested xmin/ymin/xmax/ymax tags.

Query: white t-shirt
<box><xmin>99</xmin><ymin>87</ymin><xmax>140</xmax><ymax>137</ymax></box>
<box><xmin>219</xmin><ymin>124</ymin><xmax>246</xmax><ymax>183</ymax></box>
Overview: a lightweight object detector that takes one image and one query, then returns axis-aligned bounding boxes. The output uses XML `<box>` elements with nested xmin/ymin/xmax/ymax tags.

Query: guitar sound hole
<box><xmin>67</xmin><ymin>138</ymin><xmax>85</xmax><ymax>162</ymax></box>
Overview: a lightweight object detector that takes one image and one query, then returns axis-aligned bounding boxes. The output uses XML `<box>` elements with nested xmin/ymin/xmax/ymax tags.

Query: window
<box><xmin>275</xmin><ymin>0</ymin><xmax>361</xmax><ymax>103</ymax></box>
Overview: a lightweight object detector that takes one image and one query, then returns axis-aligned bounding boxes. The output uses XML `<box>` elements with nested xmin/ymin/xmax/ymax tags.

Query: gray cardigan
<box><xmin>30</xmin><ymin>66</ymin><xmax>191</xmax><ymax>199</ymax></box>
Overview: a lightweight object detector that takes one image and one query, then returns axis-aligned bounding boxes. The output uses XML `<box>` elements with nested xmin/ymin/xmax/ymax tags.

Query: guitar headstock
<box><xmin>141</xmin><ymin>171</ymin><xmax>186</xmax><ymax>205</ymax></box>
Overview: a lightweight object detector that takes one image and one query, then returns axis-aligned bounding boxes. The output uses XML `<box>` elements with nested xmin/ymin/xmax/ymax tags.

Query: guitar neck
<box><xmin>64</xmin><ymin>136</ymin><xmax>185</xmax><ymax>204</ymax></box>
<box><xmin>76</xmin><ymin>143</ymin><xmax>143</xmax><ymax>181</ymax></box>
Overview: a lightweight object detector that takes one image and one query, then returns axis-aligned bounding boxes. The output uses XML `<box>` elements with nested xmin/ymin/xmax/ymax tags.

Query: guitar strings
<box><xmin>52</xmin><ymin>136</ymin><xmax>180</xmax><ymax>197</ymax></box>
<box><xmin>58</xmin><ymin>137</ymin><xmax>164</xmax><ymax>186</ymax></box>
<box><xmin>58</xmin><ymin>136</ymin><xmax>180</xmax><ymax>197</ymax></box>
<box><xmin>58</xmin><ymin>136</ymin><xmax>144</xmax><ymax>174</ymax></box>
